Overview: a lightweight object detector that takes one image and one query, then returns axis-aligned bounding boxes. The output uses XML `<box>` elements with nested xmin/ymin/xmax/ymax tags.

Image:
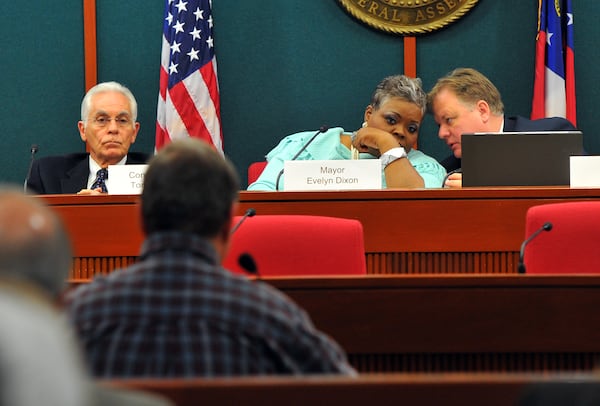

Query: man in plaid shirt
<box><xmin>64</xmin><ymin>138</ymin><xmax>355</xmax><ymax>378</ymax></box>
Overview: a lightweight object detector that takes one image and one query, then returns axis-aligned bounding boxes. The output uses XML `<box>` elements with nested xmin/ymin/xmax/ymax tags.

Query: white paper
<box><xmin>107</xmin><ymin>164</ymin><xmax>148</xmax><ymax>195</ymax></box>
<box><xmin>570</xmin><ymin>156</ymin><xmax>600</xmax><ymax>188</ymax></box>
<box><xmin>283</xmin><ymin>160</ymin><xmax>382</xmax><ymax>191</ymax></box>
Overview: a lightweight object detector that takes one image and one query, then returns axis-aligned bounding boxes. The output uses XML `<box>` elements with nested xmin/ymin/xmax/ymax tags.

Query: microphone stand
<box><xmin>517</xmin><ymin>222</ymin><xmax>553</xmax><ymax>273</ymax></box>
<box><xmin>23</xmin><ymin>144</ymin><xmax>39</xmax><ymax>193</ymax></box>
<box><xmin>230</xmin><ymin>208</ymin><xmax>256</xmax><ymax>235</ymax></box>
<box><xmin>275</xmin><ymin>126</ymin><xmax>329</xmax><ymax>191</ymax></box>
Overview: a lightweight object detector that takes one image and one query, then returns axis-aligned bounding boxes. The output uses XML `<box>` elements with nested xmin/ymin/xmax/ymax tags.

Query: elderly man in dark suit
<box><xmin>428</xmin><ymin>68</ymin><xmax>576</xmax><ymax>188</ymax></box>
<box><xmin>26</xmin><ymin>81</ymin><xmax>148</xmax><ymax>195</ymax></box>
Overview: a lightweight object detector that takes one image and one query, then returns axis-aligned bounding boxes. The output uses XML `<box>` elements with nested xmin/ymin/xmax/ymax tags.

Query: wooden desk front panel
<box><xmin>240</xmin><ymin>188</ymin><xmax>600</xmax><ymax>274</ymax></box>
<box><xmin>103</xmin><ymin>372</ymin><xmax>597</xmax><ymax>406</ymax></box>
<box><xmin>270</xmin><ymin>275</ymin><xmax>600</xmax><ymax>373</ymax></box>
<box><xmin>41</xmin><ymin>188</ymin><xmax>600</xmax><ymax>278</ymax></box>
<box><xmin>41</xmin><ymin>195</ymin><xmax>142</xmax><ymax>279</ymax></box>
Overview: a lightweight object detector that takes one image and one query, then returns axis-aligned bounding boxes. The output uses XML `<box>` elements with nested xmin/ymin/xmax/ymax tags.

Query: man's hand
<box><xmin>76</xmin><ymin>188</ymin><xmax>105</xmax><ymax>195</ymax></box>
<box><xmin>444</xmin><ymin>172</ymin><xmax>462</xmax><ymax>188</ymax></box>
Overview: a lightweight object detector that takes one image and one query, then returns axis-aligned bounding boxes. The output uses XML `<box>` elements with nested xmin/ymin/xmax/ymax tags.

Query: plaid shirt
<box><xmin>65</xmin><ymin>232</ymin><xmax>355</xmax><ymax>378</ymax></box>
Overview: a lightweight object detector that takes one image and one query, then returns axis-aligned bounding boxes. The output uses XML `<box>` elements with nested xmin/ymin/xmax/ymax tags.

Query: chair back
<box><xmin>223</xmin><ymin>215</ymin><xmax>367</xmax><ymax>276</ymax></box>
<box><xmin>524</xmin><ymin>201</ymin><xmax>600</xmax><ymax>273</ymax></box>
<box><xmin>247</xmin><ymin>161</ymin><xmax>268</xmax><ymax>185</ymax></box>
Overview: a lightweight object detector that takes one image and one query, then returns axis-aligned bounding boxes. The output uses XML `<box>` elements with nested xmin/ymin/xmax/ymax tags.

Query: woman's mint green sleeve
<box><xmin>407</xmin><ymin>150</ymin><xmax>447</xmax><ymax>188</ymax></box>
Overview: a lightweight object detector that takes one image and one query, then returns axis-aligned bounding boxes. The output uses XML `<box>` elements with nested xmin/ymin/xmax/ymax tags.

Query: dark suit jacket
<box><xmin>26</xmin><ymin>152</ymin><xmax>149</xmax><ymax>194</ymax></box>
<box><xmin>440</xmin><ymin>115</ymin><xmax>577</xmax><ymax>172</ymax></box>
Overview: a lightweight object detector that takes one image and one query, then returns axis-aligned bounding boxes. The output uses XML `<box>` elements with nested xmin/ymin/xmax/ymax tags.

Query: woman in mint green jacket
<box><xmin>248</xmin><ymin>75</ymin><xmax>446</xmax><ymax>191</ymax></box>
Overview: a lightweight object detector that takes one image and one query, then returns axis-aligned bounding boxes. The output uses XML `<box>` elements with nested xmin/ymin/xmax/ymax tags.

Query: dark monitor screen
<box><xmin>461</xmin><ymin>131</ymin><xmax>583</xmax><ymax>187</ymax></box>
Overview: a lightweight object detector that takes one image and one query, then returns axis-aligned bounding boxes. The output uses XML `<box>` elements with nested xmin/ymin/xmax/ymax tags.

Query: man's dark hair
<box><xmin>141</xmin><ymin>138</ymin><xmax>239</xmax><ymax>237</ymax></box>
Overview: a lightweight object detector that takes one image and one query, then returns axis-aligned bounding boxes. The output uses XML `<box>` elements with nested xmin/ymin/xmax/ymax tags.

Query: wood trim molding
<box><xmin>83</xmin><ymin>0</ymin><xmax>97</xmax><ymax>91</ymax></box>
<box><xmin>404</xmin><ymin>36</ymin><xmax>416</xmax><ymax>78</ymax></box>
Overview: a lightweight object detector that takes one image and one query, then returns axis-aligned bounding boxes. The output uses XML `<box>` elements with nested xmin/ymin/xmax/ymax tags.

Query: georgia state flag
<box><xmin>531</xmin><ymin>0</ymin><xmax>576</xmax><ymax>127</ymax></box>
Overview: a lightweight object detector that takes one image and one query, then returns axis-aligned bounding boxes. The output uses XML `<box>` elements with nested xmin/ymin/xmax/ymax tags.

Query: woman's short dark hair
<box><xmin>370</xmin><ymin>75</ymin><xmax>427</xmax><ymax>115</ymax></box>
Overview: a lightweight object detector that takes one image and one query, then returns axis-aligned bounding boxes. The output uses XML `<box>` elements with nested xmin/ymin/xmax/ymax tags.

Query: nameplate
<box><xmin>107</xmin><ymin>164</ymin><xmax>148</xmax><ymax>195</ymax></box>
<box><xmin>283</xmin><ymin>160</ymin><xmax>382</xmax><ymax>191</ymax></box>
<box><xmin>570</xmin><ymin>156</ymin><xmax>600</xmax><ymax>188</ymax></box>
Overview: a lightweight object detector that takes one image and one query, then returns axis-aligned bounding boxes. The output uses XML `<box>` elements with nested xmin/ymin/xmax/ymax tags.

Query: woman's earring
<box><xmin>362</xmin><ymin>121</ymin><xmax>367</xmax><ymax>128</ymax></box>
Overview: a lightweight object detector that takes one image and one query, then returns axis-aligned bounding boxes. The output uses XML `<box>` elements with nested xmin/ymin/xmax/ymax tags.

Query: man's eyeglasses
<box><xmin>90</xmin><ymin>116</ymin><xmax>132</xmax><ymax>128</ymax></box>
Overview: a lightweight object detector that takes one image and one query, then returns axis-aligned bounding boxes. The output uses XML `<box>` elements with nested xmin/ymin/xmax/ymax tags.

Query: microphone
<box><xmin>230</xmin><ymin>208</ymin><xmax>256</xmax><ymax>234</ymax></box>
<box><xmin>441</xmin><ymin>168</ymin><xmax>462</xmax><ymax>188</ymax></box>
<box><xmin>23</xmin><ymin>144</ymin><xmax>39</xmax><ymax>193</ymax></box>
<box><xmin>275</xmin><ymin>125</ymin><xmax>329</xmax><ymax>191</ymax></box>
<box><xmin>238</xmin><ymin>252</ymin><xmax>260</xmax><ymax>278</ymax></box>
<box><xmin>229</xmin><ymin>209</ymin><xmax>260</xmax><ymax>278</ymax></box>
<box><xmin>517</xmin><ymin>222</ymin><xmax>553</xmax><ymax>274</ymax></box>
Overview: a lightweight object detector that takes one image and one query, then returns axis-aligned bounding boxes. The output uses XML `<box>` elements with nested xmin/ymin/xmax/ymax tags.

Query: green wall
<box><xmin>1</xmin><ymin>1</ymin><xmax>598</xmax><ymax>188</ymax></box>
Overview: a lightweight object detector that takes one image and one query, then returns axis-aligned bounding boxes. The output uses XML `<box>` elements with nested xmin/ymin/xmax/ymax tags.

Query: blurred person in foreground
<box><xmin>0</xmin><ymin>188</ymin><xmax>170</xmax><ymax>406</ymax></box>
<box><xmin>64</xmin><ymin>138</ymin><xmax>356</xmax><ymax>378</ymax></box>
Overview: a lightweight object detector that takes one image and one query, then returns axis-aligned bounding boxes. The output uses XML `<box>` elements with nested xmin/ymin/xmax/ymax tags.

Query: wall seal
<box><xmin>337</xmin><ymin>0</ymin><xmax>480</xmax><ymax>35</ymax></box>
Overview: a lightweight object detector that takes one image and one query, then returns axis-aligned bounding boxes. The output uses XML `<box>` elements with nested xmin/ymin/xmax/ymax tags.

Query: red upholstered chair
<box><xmin>223</xmin><ymin>215</ymin><xmax>367</xmax><ymax>276</ymax></box>
<box><xmin>523</xmin><ymin>201</ymin><xmax>600</xmax><ymax>274</ymax></box>
<box><xmin>247</xmin><ymin>161</ymin><xmax>268</xmax><ymax>185</ymax></box>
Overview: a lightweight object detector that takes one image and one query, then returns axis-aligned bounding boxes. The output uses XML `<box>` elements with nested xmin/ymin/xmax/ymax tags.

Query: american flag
<box><xmin>531</xmin><ymin>0</ymin><xmax>576</xmax><ymax>127</ymax></box>
<box><xmin>156</xmin><ymin>0</ymin><xmax>223</xmax><ymax>152</ymax></box>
